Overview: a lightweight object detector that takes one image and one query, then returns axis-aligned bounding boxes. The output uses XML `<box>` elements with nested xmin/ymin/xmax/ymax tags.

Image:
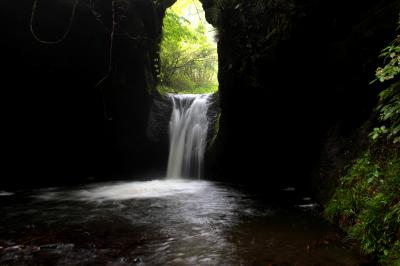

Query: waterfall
<box><xmin>166</xmin><ymin>94</ymin><xmax>212</xmax><ymax>179</ymax></box>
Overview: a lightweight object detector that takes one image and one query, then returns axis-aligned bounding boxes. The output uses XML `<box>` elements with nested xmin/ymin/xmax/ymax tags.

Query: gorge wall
<box><xmin>1</xmin><ymin>0</ymin><xmax>398</xmax><ymax>190</ymax></box>
<box><xmin>1</xmin><ymin>0</ymin><xmax>163</xmax><ymax>187</ymax></box>
<box><xmin>210</xmin><ymin>0</ymin><xmax>399</xmax><ymax>191</ymax></box>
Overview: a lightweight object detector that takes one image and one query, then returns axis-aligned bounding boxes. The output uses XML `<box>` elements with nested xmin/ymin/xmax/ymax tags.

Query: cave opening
<box><xmin>157</xmin><ymin>0</ymin><xmax>219</xmax><ymax>94</ymax></box>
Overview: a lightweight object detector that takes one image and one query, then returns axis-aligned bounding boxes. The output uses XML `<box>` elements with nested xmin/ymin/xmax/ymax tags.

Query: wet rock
<box><xmin>40</xmin><ymin>244</ymin><xmax>58</xmax><ymax>250</ymax></box>
<box><xmin>146</xmin><ymin>93</ymin><xmax>172</xmax><ymax>143</ymax></box>
<box><xmin>297</xmin><ymin>203</ymin><xmax>319</xmax><ymax>209</ymax></box>
<box><xmin>40</xmin><ymin>243</ymin><xmax>74</xmax><ymax>251</ymax></box>
<box><xmin>25</xmin><ymin>224</ymin><xmax>36</xmax><ymax>230</ymax></box>
<box><xmin>282</xmin><ymin>187</ymin><xmax>296</xmax><ymax>192</ymax></box>
<box><xmin>4</xmin><ymin>245</ymin><xmax>23</xmax><ymax>252</ymax></box>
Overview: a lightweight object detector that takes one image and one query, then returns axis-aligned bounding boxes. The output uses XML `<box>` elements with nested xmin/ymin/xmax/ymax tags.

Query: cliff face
<box><xmin>211</xmin><ymin>0</ymin><xmax>399</xmax><ymax>189</ymax></box>
<box><xmin>1</xmin><ymin>0</ymin><xmax>398</xmax><ymax>189</ymax></box>
<box><xmin>1</xmin><ymin>0</ymin><xmax>163</xmax><ymax>187</ymax></box>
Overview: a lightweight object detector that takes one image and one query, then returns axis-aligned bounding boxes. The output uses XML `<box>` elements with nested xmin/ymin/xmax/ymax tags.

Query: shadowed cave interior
<box><xmin>0</xmin><ymin>0</ymin><xmax>399</xmax><ymax>265</ymax></box>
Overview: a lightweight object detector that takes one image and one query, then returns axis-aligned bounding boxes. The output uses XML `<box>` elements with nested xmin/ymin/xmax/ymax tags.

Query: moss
<box><xmin>324</xmin><ymin>142</ymin><xmax>400</xmax><ymax>265</ymax></box>
<box><xmin>383</xmin><ymin>240</ymin><xmax>400</xmax><ymax>266</ymax></box>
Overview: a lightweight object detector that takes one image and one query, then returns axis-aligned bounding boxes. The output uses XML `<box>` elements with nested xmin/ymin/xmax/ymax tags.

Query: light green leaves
<box><xmin>158</xmin><ymin>1</ymin><xmax>218</xmax><ymax>94</ymax></box>
<box><xmin>370</xmin><ymin>35</ymin><xmax>400</xmax><ymax>143</ymax></box>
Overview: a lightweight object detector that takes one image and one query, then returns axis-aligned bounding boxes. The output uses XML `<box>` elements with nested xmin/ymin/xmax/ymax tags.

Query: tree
<box><xmin>158</xmin><ymin>2</ymin><xmax>218</xmax><ymax>94</ymax></box>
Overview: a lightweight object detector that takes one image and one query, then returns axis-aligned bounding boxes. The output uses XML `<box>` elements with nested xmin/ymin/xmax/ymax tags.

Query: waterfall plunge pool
<box><xmin>0</xmin><ymin>180</ymin><xmax>369</xmax><ymax>265</ymax></box>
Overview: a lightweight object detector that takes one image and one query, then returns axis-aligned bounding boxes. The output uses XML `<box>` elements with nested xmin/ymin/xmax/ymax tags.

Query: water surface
<box><xmin>0</xmin><ymin>180</ymin><xmax>368</xmax><ymax>265</ymax></box>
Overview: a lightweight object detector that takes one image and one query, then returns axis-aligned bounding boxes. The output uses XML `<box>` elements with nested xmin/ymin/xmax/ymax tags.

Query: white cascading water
<box><xmin>166</xmin><ymin>94</ymin><xmax>212</xmax><ymax>179</ymax></box>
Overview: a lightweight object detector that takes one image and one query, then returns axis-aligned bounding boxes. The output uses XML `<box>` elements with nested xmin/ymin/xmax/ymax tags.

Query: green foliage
<box><xmin>158</xmin><ymin>84</ymin><xmax>218</xmax><ymax>95</ymax></box>
<box><xmin>157</xmin><ymin>0</ymin><xmax>218</xmax><ymax>94</ymax></box>
<box><xmin>325</xmin><ymin>152</ymin><xmax>378</xmax><ymax>227</ymax></box>
<box><xmin>375</xmin><ymin>41</ymin><xmax>400</xmax><ymax>82</ymax></box>
<box><xmin>324</xmin><ymin>147</ymin><xmax>400</xmax><ymax>265</ymax></box>
<box><xmin>325</xmin><ymin>20</ymin><xmax>400</xmax><ymax>265</ymax></box>
<box><xmin>370</xmin><ymin>33</ymin><xmax>400</xmax><ymax>143</ymax></box>
<box><xmin>370</xmin><ymin>126</ymin><xmax>389</xmax><ymax>140</ymax></box>
<box><xmin>381</xmin><ymin>240</ymin><xmax>400</xmax><ymax>266</ymax></box>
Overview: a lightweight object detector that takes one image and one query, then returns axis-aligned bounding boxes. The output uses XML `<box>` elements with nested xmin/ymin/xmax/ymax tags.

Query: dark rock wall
<box><xmin>1</xmin><ymin>0</ymin><xmax>398</xmax><ymax>191</ymax></box>
<box><xmin>211</xmin><ymin>0</ymin><xmax>399</xmax><ymax>190</ymax></box>
<box><xmin>1</xmin><ymin>0</ymin><xmax>163</xmax><ymax>188</ymax></box>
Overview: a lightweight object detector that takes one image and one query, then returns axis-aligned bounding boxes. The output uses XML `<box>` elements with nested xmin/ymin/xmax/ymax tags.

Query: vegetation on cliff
<box><xmin>370</xmin><ymin>32</ymin><xmax>400</xmax><ymax>144</ymax></box>
<box><xmin>324</xmin><ymin>22</ymin><xmax>400</xmax><ymax>265</ymax></box>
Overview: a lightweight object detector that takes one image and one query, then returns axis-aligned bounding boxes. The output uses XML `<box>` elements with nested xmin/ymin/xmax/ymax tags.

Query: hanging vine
<box><xmin>30</xmin><ymin>0</ymin><xmax>79</xmax><ymax>45</ymax></box>
<box><xmin>95</xmin><ymin>0</ymin><xmax>117</xmax><ymax>120</ymax></box>
<box><xmin>95</xmin><ymin>0</ymin><xmax>117</xmax><ymax>89</ymax></box>
<box><xmin>28</xmin><ymin>0</ymin><xmax>141</xmax><ymax>120</ymax></box>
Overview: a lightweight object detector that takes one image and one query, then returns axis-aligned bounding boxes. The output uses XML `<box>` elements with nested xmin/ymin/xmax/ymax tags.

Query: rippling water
<box><xmin>0</xmin><ymin>180</ymin><xmax>368</xmax><ymax>265</ymax></box>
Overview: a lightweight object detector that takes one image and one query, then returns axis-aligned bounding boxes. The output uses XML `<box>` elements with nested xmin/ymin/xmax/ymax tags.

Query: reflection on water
<box><xmin>0</xmin><ymin>180</ymin><xmax>367</xmax><ymax>265</ymax></box>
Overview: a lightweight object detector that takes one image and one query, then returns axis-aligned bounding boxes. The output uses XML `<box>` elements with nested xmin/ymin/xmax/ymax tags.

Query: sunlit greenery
<box><xmin>157</xmin><ymin>0</ymin><xmax>218</xmax><ymax>94</ymax></box>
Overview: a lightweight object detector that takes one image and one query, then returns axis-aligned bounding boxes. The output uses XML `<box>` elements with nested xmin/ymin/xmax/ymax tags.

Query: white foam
<box><xmin>167</xmin><ymin>94</ymin><xmax>212</xmax><ymax>179</ymax></box>
<box><xmin>36</xmin><ymin>180</ymin><xmax>208</xmax><ymax>201</ymax></box>
<box><xmin>0</xmin><ymin>191</ymin><xmax>14</xmax><ymax>196</ymax></box>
